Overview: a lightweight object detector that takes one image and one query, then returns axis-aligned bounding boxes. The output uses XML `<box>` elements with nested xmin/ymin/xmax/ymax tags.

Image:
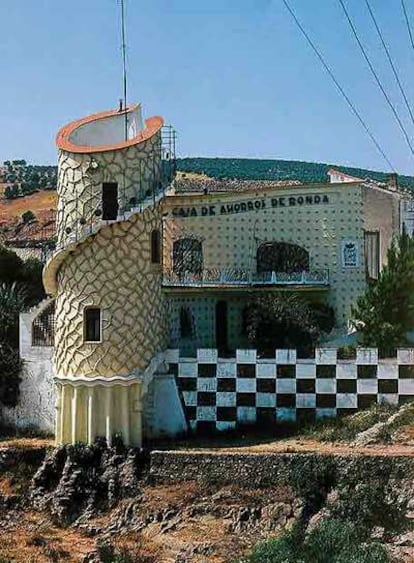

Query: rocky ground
<box><xmin>0</xmin><ymin>404</ymin><xmax>413</xmax><ymax>562</ymax></box>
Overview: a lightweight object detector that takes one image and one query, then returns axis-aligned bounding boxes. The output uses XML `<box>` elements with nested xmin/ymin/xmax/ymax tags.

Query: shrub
<box><xmin>0</xmin><ymin>246</ymin><xmax>24</xmax><ymax>283</ymax></box>
<box><xmin>0</xmin><ymin>342</ymin><xmax>22</xmax><ymax>407</ymax></box>
<box><xmin>0</xmin><ymin>282</ymin><xmax>28</xmax><ymax>346</ymax></box>
<box><xmin>21</xmin><ymin>210</ymin><xmax>36</xmax><ymax>224</ymax></box>
<box><xmin>304</xmin><ymin>519</ymin><xmax>389</xmax><ymax>563</ymax></box>
<box><xmin>244</xmin><ymin>519</ymin><xmax>390</xmax><ymax>563</ymax></box>
<box><xmin>244</xmin><ymin>528</ymin><xmax>301</xmax><ymax>563</ymax></box>
<box><xmin>245</xmin><ymin>293</ymin><xmax>321</xmax><ymax>355</ymax></box>
<box><xmin>308</xmin><ymin>302</ymin><xmax>335</xmax><ymax>334</ymax></box>
<box><xmin>332</xmin><ymin>479</ymin><xmax>410</xmax><ymax>539</ymax></box>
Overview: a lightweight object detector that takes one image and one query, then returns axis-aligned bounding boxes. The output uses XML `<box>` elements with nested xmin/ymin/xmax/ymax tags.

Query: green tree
<box><xmin>0</xmin><ymin>282</ymin><xmax>28</xmax><ymax>346</ymax></box>
<box><xmin>0</xmin><ymin>246</ymin><xmax>24</xmax><ymax>283</ymax></box>
<box><xmin>351</xmin><ymin>231</ymin><xmax>414</xmax><ymax>352</ymax></box>
<box><xmin>21</xmin><ymin>257</ymin><xmax>45</xmax><ymax>306</ymax></box>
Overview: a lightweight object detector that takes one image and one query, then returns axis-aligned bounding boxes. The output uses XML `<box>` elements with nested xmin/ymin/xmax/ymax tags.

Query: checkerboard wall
<box><xmin>165</xmin><ymin>348</ymin><xmax>414</xmax><ymax>432</ymax></box>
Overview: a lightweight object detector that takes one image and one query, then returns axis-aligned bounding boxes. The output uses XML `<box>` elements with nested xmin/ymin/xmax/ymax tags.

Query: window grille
<box><xmin>32</xmin><ymin>301</ymin><xmax>55</xmax><ymax>347</ymax></box>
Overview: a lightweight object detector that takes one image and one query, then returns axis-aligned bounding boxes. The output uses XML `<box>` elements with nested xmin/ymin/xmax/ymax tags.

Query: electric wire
<box><xmin>401</xmin><ymin>0</ymin><xmax>414</xmax><ymax>54</ymax></box>
<box><xmin>338</xmin><ymin>0</ymin><xmax>414</xmax><ymax>158</ymax></box>
<box><xmin>281</xmin><ymin>0</ymin><xmax>395</xmax><ymax>171</ymax></box>
<box><xmin>365</xmin><ymin>0</ymin><xmax>414</xmax><ymax>129</ymax></box>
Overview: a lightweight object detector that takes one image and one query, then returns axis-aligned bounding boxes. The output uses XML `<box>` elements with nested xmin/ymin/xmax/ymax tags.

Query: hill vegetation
<box><xmin>176</xmin><ymin>157</ymin><xmax>414</xmax><ymax>190</ymax></box>
<box><xmin>1</xmin><ymin>160</ymin><xmax>56</xmax><ymax>200</ymax></box>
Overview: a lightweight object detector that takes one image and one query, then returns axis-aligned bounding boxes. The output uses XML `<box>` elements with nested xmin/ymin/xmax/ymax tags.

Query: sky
<box><xmin>1</xmin><ymin>0</ymin><xmax>414</xmax><ymax>174</ymax></box>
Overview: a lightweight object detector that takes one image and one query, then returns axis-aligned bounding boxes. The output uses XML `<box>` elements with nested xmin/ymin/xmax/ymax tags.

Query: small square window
<box><xmin>84</xmin><ymin>308</ymin><xmax>101</xmax><ymax>342</ymax></box>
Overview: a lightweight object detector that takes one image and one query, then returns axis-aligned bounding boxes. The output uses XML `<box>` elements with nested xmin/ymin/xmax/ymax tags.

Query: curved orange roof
<box><xmin>56</xmin><ymin>104</ymin><xmax>164</xmax><ymax>154</ymax></box>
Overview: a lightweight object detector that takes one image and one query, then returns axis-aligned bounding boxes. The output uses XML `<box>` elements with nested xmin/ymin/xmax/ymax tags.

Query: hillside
<box><xmin>1</xmin><ymin>156</ymin><xmax>414</xmax><ymax>246</ymax></box>
<box><xmin>176</xmin><ymin>157</ymin><xmax>414</xmax><ymax>190</ymax></box>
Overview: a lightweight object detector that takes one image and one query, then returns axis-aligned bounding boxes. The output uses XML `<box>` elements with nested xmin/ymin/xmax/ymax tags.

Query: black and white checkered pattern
<box><xmin>165</xmin><ymin>348</ymin><xmax>414</xmax><ymax>432</ymax></box>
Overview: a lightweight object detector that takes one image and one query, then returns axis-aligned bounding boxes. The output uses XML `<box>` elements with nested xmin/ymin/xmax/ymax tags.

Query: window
<box><xmin>102</xmin><ymin>182</ymin><xmax>118</xmax><ymax>220</ymax></box>
<box><xmin>256</xmin><ymin>242</ymin><xmax>309</xmax><ymax>273</ymax></box>
<box><xmin>364</xmin><ymin>231</ymin><xmax>380</xmax><ymax>281</ymax></box>
<box><xmin>151</xmin><ymin>229</ymin><xmax>161</xmax><ymax>264</ymax></box>
<box><xmin>84</xmin><ymin>308</ymin><xmax>101</xmax><ymax>342</ymax></box>
<box><xmin>173</xmin><ymin>238</ymin><xmax>203</xmax><ymax>277</ymax></box>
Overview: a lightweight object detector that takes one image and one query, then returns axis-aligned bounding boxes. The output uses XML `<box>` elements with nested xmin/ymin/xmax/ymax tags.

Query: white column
<box><xmin>55</xmin><ymin>383</ymin><xmax>62</xmax><ymax>445</ymax></box>
<box><xmin>105</xmin><ymin>386</ymin><xmax>112</xmax><ymax>447</ymax></box>
<box><xmin>71</xmin><ymin>387</ymin><xmax>78</xmax><ymax>444</ymax></box>
<box><xmin>87</xmin><ymin>387</ymin><xmax>95</xmax><ymax>445</ymax></box>
<box><xmin>121</xmin><ymin>386</ymin><xmax>130</xmax><ymax>446</ymax></box>
<box><xmin>60</xmin><ymin>384</ymin><xmax>72</xmax><ymax>444</ymax></box>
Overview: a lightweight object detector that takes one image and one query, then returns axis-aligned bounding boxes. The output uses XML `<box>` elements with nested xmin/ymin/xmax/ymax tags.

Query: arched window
<box><xmin>256</xmin><ymin>242</ymin><xmax>309</xmax><ymax>273</ymax></box>
<box><xmin>151</xmin><ymin>229</ymin><xmax>161</xmax><ymax>264</ymax></box>
<box><xmin>173</xmin><ymin>238</ymin><xmax>203</xmax><ymax>277</ymax></box>
<box><xmin>179</xmin><ymin>307</ymin><xmax>194</xmax><ymax>338</ymax></box>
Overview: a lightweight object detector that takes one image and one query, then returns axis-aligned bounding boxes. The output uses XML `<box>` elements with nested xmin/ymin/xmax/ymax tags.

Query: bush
<box><xmin>244</xmin><ymin>519</ymin><xmax>390</xmax><ymax>563</ymax></box>
<box><xmin>0</xmin><ymin>282</ymin><xmax>28</xmax><ymax>346</ymax></box>
<box><xmin>0</xmin><ymin>342</ymin><xmax>22</xmax><ymax>407</ymax></box>
<box><xmin>304</xmin><ymin>519</ymin><xmax>389</xmax><ymax>563</ymax></box>
<box><xmin>245</xmin><ymin>293</ymin><xmax>321</xmax><ymax>356</ymax></box>
<box><xmin>308</xmin><ymin>302</ymin><xmax>335</xmax><ymax>334</ymax></box>
<box><xmin>244</xmin><ymin>528</ymin><xmax>301</xmax><ymax>563</ymax></box>
<box><xmin>21</xmin><ymin>210</ymin><xmax>36</xmax><ymax>224</ymax></box>
<box><xmin>332</xmin><ymin>479</ymin><xmax>410</xmax><ymax>539</ymax></box>
<box><xmin>0</xmin><ymin>246</ymin><xmax>24</xmax><ymax>283</ymax></box>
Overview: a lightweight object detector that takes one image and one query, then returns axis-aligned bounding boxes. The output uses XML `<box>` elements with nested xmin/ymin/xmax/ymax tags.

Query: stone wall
<box><xmin>150</xmin><ymin>451</ymin><xmax>414</xmax><ymax>487</ymax></box>
<box><xmin>166</xmin><ymin>348</ymin><xmax>414</xmax><ymax>431</ymax></box>
<box><xmin>0</xmin><ymin>303</ymin><xmax>55</xmax><ymax>433</ymax></box>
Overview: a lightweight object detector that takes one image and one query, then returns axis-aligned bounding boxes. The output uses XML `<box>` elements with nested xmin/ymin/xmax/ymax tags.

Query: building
<box><xmin>43</xmin><ymin>103</ymin><xmax>414</xmax><ymax>446</ymax></box>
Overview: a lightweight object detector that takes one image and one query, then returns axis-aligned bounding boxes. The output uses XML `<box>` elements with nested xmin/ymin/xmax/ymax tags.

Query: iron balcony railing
<box><xmin>162</xmin><ymin>268</ymin><xmax>330</xmax><ymax>288</ymax></box>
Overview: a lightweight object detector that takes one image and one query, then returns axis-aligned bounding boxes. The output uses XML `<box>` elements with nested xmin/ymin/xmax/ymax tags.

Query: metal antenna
<box><xmin>120</xmin><ymin>0</ymin><xmax>128</xmax><ymax>141</ymax></box>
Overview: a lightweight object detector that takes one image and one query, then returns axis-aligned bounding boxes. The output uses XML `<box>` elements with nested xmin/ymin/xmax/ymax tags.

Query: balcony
<box><xmin>162</xmin><ymin>268</ymin><xmax>329</xmax><ymax>291</ymax></box>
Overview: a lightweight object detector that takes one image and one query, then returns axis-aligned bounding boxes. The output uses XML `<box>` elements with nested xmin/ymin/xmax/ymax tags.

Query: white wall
<box><xmin>143</xmin><ymin>374</ymin><xmax>187</xmax><ymax>439</ymax></box>
<box><xmin>0</xmin><ymin>303</ymin><xmax>55</xmax><ymax>433</ymax></box>
<box><xmin>69</xmin><ymin>105</ymin><xmax>144</xmax><ymax>147</ymax></box>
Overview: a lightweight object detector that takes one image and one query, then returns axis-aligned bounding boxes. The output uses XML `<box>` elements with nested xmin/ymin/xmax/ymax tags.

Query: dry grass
<box><xmin>0</xmin><ymin>190</ymin><xmax>56</xmax><ymax>222</ymax></box>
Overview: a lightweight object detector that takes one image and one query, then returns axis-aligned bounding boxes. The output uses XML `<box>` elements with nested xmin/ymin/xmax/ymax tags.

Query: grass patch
<box><xmin>302</xmin><ymin>403</ymin><xmax>399</xmax><ymax>442</ymax></box>
<box><xmin>243</xmin><ymin>519</ymin><xmax>390</xmax><ymax>563</ymax></box>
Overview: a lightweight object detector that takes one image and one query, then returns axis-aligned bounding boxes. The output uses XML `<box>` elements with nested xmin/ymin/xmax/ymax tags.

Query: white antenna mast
<box><xmin>120</xmin><ymin>0</ymin><xmax>128</xmax><ymax>141</ymax></box>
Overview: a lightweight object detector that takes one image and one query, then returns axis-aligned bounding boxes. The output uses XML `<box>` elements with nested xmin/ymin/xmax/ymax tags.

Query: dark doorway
<box><xmin>216</xmin><ymin>300</ymin><xmax>228</xmax><ymax>353</ymax></box>
<box><xmin>102</xmin><ymin>183</ymin><xmax>119</xmax><ymax>220</ymax></box>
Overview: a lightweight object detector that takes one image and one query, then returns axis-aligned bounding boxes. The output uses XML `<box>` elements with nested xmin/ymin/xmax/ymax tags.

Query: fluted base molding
<box><xmin>55</xmin><ymin>377</ymin><xmax>142</xmax><ymax>448</ymax></box>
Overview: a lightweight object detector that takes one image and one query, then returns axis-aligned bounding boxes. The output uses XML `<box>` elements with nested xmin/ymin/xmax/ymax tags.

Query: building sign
<box><xmin>341</xmin><ymin>240</ymin><xmax>359</xmax><ymax>268</ymax></box>
<box><xmin>171</xmin><ymin>193</ymin><xmax>330</xmax><ymax>218</ymax></box>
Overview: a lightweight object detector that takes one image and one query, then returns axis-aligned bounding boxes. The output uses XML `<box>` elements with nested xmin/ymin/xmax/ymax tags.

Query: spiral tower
<box><xmin>43</xmin><ymin>103</ymin><xmax>175</xmax><ymax>446</ymax></box>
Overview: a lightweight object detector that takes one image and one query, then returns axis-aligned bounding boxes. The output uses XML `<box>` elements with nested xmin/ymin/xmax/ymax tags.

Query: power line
<box><xmin>281</xmin><ymin>0</ymin><xmax>395</xmax><ymax>171</ymax></box>
<box><xmin>401</xmin><ymin>0</ymin><xmax>414</xmax><ymax>54</ymax></box>
<box><xmin>338</xmin><ymin>0</ymin><xmax>414</xmax><ymax>158</ymax></box>
<box><xmin>365</xmin><ymin>0</ymin><xmax>414</xmax><ymax>129</ymax></box>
